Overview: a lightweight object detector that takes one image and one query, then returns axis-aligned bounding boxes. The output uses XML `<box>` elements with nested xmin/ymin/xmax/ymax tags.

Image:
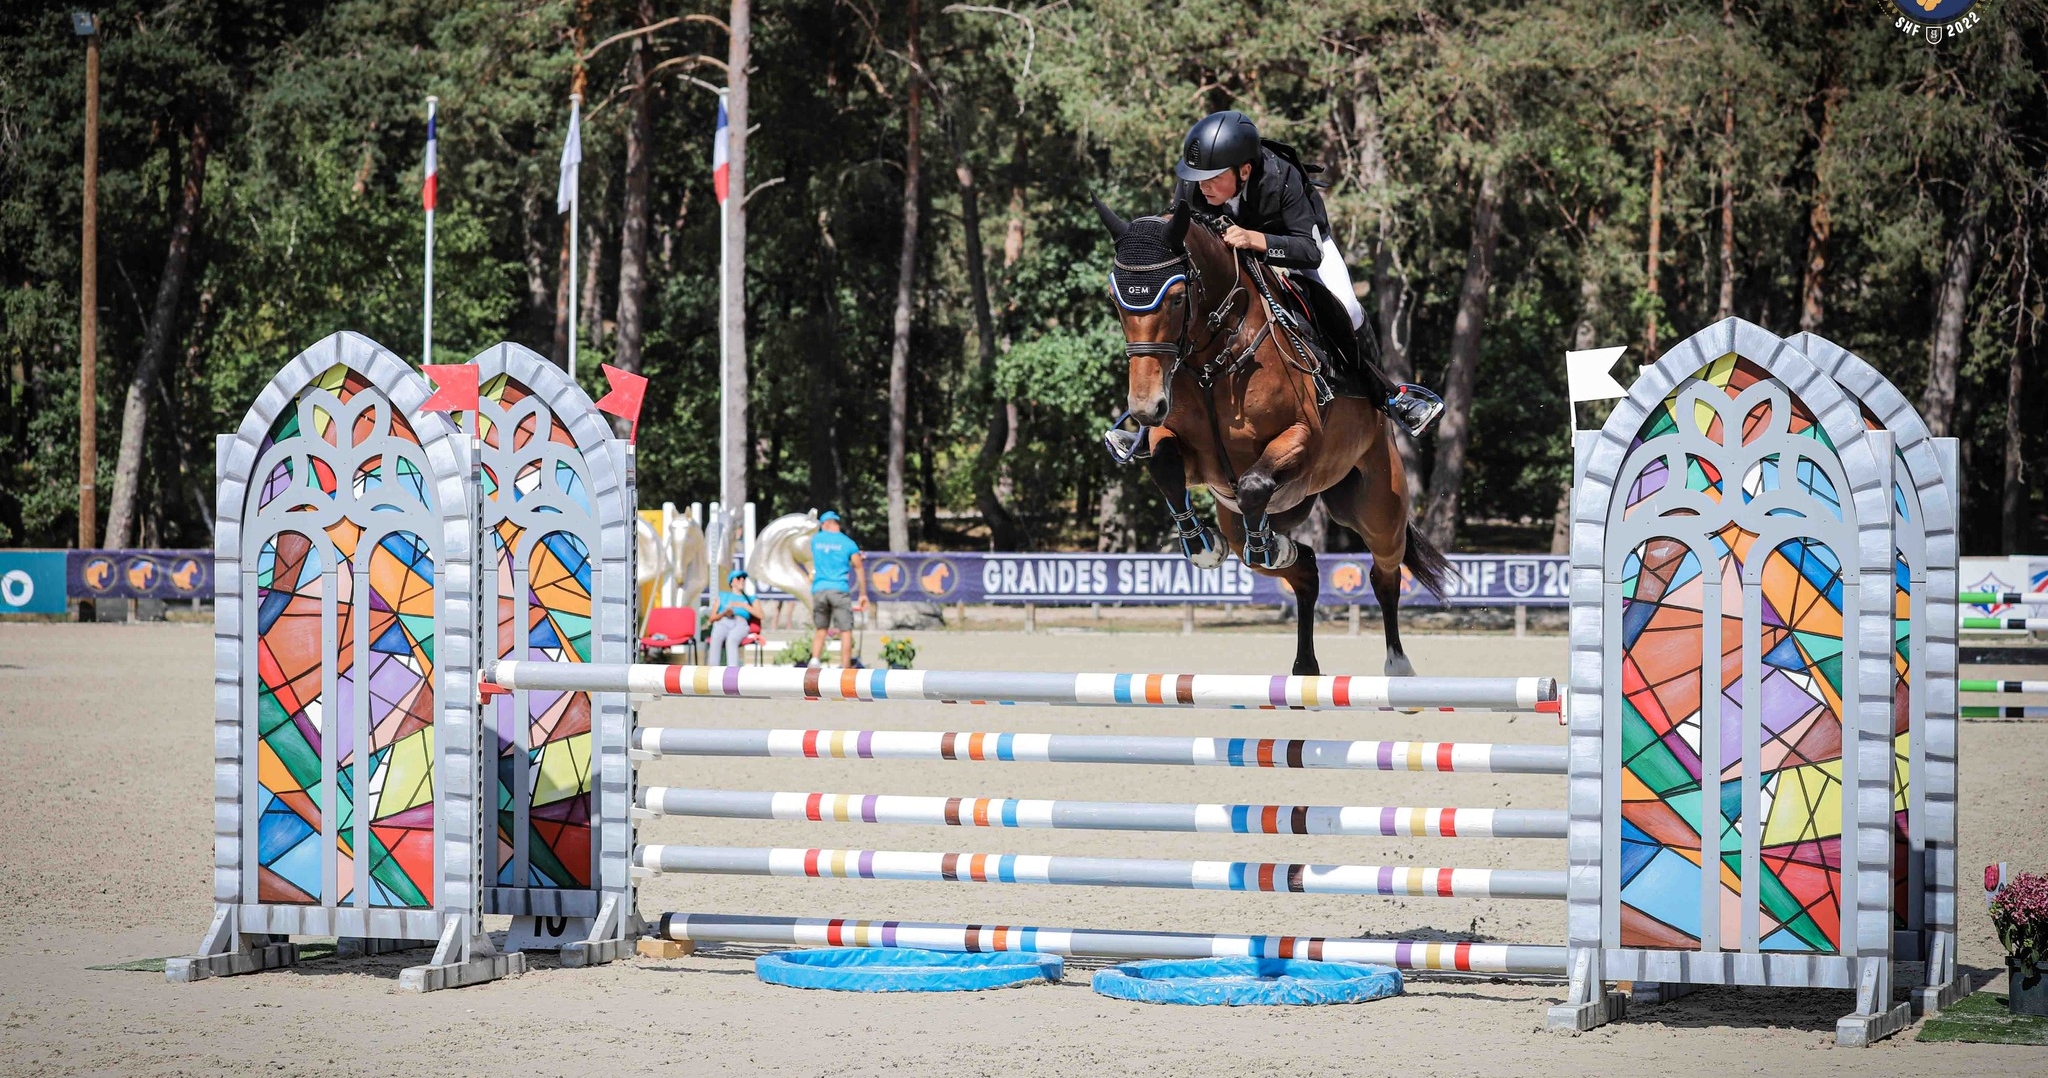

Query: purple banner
<box><xmin>859</xmin><ymin>552</ymin><xmax>1568</xmax><ymax>607</ymax></box>
<box><xmin>67</xmin><ymin>549</ymin><xmax>213</xmax><ymax>601</ymax></box>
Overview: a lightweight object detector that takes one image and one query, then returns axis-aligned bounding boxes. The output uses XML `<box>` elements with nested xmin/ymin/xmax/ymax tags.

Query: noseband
<box><xmin>1111</xmin><ymin>243</ymin><xmax>1248</xmax><ymax>389</ymax></box>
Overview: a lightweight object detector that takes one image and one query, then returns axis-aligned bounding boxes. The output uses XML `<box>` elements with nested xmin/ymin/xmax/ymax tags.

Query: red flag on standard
<box><xmin>419</xmin><ymin>364</ymin><xmax>479</xmax><ymax>413</ymax></box>
<box><xmin>713</xmin><ymin>100</ymin><xmax>730</xmax><ymax>203</ymax></box>
<box><xmin>595</xmin><ymin>363</ymin><xmax>649</xmax><ymax>441</ymax></box>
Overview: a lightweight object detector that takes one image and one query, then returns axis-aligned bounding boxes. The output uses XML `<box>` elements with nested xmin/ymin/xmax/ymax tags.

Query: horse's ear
<box><xmin>1091</xmin><ymin>196</ymin><xmax>1129</xmax><ymax>240</ymax></box>
<box><xmin>1165</xmin><ymin>199</ymin><xmax>1191</xmax><ymax>251</ymax></box>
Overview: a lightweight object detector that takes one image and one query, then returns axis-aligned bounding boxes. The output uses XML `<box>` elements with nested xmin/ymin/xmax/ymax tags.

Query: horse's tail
<box><xmin>1402</xmin><ymin>522</ymin><xmax>1455</xmax><ymax>602</ymax></box>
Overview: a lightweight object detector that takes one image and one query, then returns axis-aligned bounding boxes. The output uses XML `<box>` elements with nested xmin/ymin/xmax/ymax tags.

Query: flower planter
<box><xmin>2012</xmin><ymin>957</ymin><xmax>2048</xmax><ymax>1018</ymax></box>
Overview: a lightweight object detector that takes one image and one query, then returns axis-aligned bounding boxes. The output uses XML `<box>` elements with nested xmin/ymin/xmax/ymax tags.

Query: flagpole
<box><xmin>423</xmin><ymin>95</ymin><xmax>436</xmax><ymax>367</ymax></box>
<box><xmin>718</xmin><ymin>87</ymin><xmax>732</xmax><ymax>510</ymax></box>
<box><xmin>567</xmin><ymin>94</ymin><xmax>581</xmax><ymax>381</ymax></box>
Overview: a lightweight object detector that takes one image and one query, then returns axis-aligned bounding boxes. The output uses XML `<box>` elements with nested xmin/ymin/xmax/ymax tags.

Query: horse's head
<box><xmin>1097</xmin><ymin>198</ymin><xmax>1234</xmax><ymax>425</ymax></box>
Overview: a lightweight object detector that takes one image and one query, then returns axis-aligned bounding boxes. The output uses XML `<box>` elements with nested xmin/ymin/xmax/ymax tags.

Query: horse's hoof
<box><xmin>1184</xmin><ymin>528</ymin><xmax>1226</xmax><ymax>569</ymax></box>
<box><xmin>1242</xmin><ymin>534</ymin><xmax>1297</xmax><ymax>570</ymax></box>
<box><xmin>1384</xmin><ymin>652</ymin><xmax>1416</xmax><ymax>678</ymax></box>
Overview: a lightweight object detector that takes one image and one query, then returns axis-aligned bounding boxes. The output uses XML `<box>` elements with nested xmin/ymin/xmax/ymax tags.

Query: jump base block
<box><xmin>396</xmin><ymin>951</ymin><xmax>527</xmax><ymax>993</ymax></box>
<box><xmin>165</xmin><ymin>941</ymin><xmax>298</xmax><ymax>984</ymax></box>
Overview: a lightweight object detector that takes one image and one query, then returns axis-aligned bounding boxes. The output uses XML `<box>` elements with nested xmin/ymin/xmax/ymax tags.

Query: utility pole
<box><xmin>75</xmin><ymin>12</ymin><xmax>99</xmax><ymax>560</ymax></box>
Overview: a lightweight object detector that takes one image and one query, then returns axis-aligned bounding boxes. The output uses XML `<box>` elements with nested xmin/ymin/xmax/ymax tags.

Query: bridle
<box><xmin>1111</xmin><ymin>239</ymin><xmax>1250</xmax><ymax>390</ymax></box>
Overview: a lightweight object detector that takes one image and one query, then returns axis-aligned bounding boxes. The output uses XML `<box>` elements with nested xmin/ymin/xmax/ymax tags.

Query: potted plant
<box><xmin>1990</xmin><ymin>867</ymin><xmax>2048</xmax><ymax>1016</ymax></box>
<box><xmin>880</xmin><ymin>635</ymin><xmax>917</xmax><ymax>670</ymax></box>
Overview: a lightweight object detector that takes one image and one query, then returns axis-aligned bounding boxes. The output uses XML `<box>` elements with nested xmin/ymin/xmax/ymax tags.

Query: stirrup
<box><xmin>1101</xmin><ymin>409</ymin><xmax>1153</xmax><ymax>464</ymax></box>
<box><xmin>1387</xmin><ymin>384</ymin><xmax>1445</xmax><ymax>437</ymax></box>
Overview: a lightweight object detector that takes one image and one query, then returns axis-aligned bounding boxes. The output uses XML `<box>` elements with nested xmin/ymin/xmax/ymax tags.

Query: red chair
<box><xmin>640</xmin><ymin>606</ymin><xmax>699</xmax><ymax>663</ymax></box>
<box><xmin>741</xmin><ymin>617</ymin><xmax>767</xmax><ymax>667</ymax></box>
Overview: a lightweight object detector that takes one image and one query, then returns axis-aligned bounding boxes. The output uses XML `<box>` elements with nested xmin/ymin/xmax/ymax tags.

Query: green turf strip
<box><xmin>1915</xmin><ymin>989</ymin><xmax>2048</xmax><ymax>1045</ymax></box>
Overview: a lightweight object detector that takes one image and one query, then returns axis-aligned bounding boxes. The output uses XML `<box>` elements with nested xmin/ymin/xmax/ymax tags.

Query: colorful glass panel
<box><xmin>362</xmin><ymin>531</ymin><xmax>437</xmax><ymax>908</ymax></box>
<box><xmin>254</xmin><ymin>532</ymin><xmax>324</xmax><ymax>904</ymax></box>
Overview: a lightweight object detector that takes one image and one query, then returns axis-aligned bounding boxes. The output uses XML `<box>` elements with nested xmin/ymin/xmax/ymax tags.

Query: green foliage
<box><xmin>3</xmin><ymin>0</ymin><xmax>2044</xmax><ymax>553</ymax></box>
<box><xmin>772</xmin><ymin>636</ymin><xmax>811</xmax><ymax>666</ymax></box>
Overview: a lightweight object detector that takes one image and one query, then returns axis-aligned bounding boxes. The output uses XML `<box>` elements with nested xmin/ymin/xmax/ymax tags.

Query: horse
<box><xmin>1095</xmin><ymin>198</ymin><xmax>1452</xmax><ymax>677</ymax></box>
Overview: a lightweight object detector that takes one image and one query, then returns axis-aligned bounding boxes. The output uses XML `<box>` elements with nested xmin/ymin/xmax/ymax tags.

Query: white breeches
<box><xmin>1312</xmin><ymin>232</ymin><xmax>1365</xmax><ymax>330</ymax></box>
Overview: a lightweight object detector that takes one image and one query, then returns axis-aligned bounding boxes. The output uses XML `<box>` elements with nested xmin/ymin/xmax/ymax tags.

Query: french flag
<box><xmin>712</xmin><ymin>100</ymin><xmax>730</xmax><ymax>204</ymax></box>
<box><xmin>422</xmin><ymin>104</ymin><xmax>438</xmax><ymax>211</ymax></box>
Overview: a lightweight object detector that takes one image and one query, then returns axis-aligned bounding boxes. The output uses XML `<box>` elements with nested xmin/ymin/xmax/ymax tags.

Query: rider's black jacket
<box><xmin>1172</xmin><ymin>144</ymin><xmax>1330</xmax><ymax>271</ymax></box>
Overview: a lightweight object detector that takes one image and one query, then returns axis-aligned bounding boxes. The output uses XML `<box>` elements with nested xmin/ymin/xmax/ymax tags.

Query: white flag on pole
<box><xmin>1566</xmin><ymin>345</ymin><xmax>1630</xmax><ymax>404</ymax></box>
<box><xmin>557</xmin><ymin>98</ymin><xmax>582</xmax><ymax>214</ymax></box>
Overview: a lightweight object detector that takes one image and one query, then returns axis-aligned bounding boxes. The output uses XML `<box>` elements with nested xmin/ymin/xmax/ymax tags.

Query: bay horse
<box><xmin>1096</xmin><ymin>198</ymin><xmax>1451</xmax><ymax>677</ymax></box>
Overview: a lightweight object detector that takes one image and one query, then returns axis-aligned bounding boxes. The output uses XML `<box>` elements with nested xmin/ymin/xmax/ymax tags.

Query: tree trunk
<box><xmin>1922</xmin><ymin>207</ymin><xmax>1981</xmax><ymax>438</ymax></box>
<box><xmin>106</xmin><ymin>118</ymin><xmax>207</xmax><ymax>550</ymax></box>
<box><xmin>553</xmin><ymin>7</ymin><xmax>592</xmax><ymax>368</ymax></box>
<box><xmin>808</xmin><ymin>210</ymin><xmax>842</xmax><ymax>511</ymax></box>
<box><xmin>1095</xmin><ymin>478</ymin><xmax>1135</xmax><ymax>553</ymax></box>
<box><xmin>885</xmin><ymin>0</ymin><xmax>922</xmax><ymax>552</ymax></box>
<box><xmin>1717</xmin><ymin>92</ymin><xmax>1736</xmax><ymax>320</ymax></box>
<box><xmin>1645</xmin><ymin>137</ymin><xmax>1663</xmax><ymax>360</ymax></box>
<box><xmin>613</xmin><ymin>0</ymin><xmax>655</xmax><ymax>388</ymax></box>
<box><xmin>581</xmin><ymin>211</ymin><xmax>605</xmax><ymax>346</ymax></box>
<box><xmin>1418</xmin><ymin>163</ymin><xmax>1502</xmax><ymax>550</ymax></box>
<box><xmin>1800</xmin><ymin>88</ymin><xmax>1839</xmax><ymax>333</ymax></box>
<box><xmin>951</xmin><ymin>116</ymin><xmax>1020</xmax><ymax>549</ymax></box>
<box><xmin>1553</xmin><ymin>235</ymin><xmax>1605</xmax><ymax>555</ymax></box>
<box><xmin>2002</xmin><ymin>335</ymin><xmax>2027</xmax><ymax>552</ymax></box>
<box><xmin>723</xmin><ymin>0</ymin><xmax>752</xmax><ymax>509</ymax></box>
<box><xmin>1372</xmin><ymin>246</ymin><xmax>1421</xmax><ymax>503</ymax></box>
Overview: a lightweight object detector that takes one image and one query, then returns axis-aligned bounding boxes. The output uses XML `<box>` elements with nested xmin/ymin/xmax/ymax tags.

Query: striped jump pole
<box><xmin>632</xmin><ymin>727</ymin><xmax>1569</xmax><ymax>775</ymax></box>
<box><xmin>633</xmin><ymin>845</ymin><xmax>1570</xmax><ymax>900</ymax></box>
<box><xmin>639</xmin><ymin>786</ymin><xmax>1570</xmax><ymax>839</ymax></box>
<box><xmin>1960</xmin><ymin>592</ymin><xmax>2048</xmax><ymax>605</ymax></box>
<box><xmin>1960</xmin><ymin>679</ymin><xmax>2048</xmax><ymax>695</ymax></box>
<box><xmin>489</xmin><ymin>660</ymin><xmax>1560</xmax><ymax>713</ymax></box>
<box><xmin>1963</xmin><ymin>617</ymin><xmax>2048</xmax><ymax>631</ymax></box>
<box><xmin>1961</xmin><ymin>706</ymin><xmax>2048</xmax><ymax>719</ymax></box>
<box><xmin>657</xmin><ymin>913</ymin><xmax>1569</xmax><ymax>976</ymax></box>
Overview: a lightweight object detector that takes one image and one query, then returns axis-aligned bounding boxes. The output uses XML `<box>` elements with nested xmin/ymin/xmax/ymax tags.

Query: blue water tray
<box><xmin>1091</xmin><ymin>957</ymin><xmax>1404</xmax><ymax>1006</ymax></box>
<box><xmin>754</xmin><ymin>947</ymin><xmax>1064</xmax><ymax>992</ymax></box>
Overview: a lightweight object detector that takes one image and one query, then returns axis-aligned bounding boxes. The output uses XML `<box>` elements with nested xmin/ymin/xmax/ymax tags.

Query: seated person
<box><xmin>707</xmin><ymin>569</ymin><xmax>756</xmax><ymax>667</ymax></box>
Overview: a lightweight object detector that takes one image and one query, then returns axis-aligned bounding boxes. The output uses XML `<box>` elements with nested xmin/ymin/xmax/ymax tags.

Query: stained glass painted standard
<box><xmin>1616</xmin><ymin>354</ymin><xmax>1856</xmax><ymax>954</ymax></box>
<box><xmin>481</xmin><ymin>373</ymin><xmax>597</xmax><ymax>890</ymax></box>
<box><xmin>247</xmin><ymin>361</ymin><xmax>437</xmax><ymax>910</ymax></box>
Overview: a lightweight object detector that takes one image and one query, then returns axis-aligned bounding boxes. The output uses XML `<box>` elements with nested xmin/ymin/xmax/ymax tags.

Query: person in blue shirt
<box><xmin>707</xmin><ymin>569</ymin><xmax>756</xmax><ymax>667</ymax></box>
<box><xmin>807</xmin><ymin>511</ymin><xmax>868</xmax><ymax>669</ymax></box>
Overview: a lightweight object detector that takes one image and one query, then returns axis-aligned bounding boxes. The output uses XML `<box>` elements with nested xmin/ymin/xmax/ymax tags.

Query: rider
<box><xmin>1167</xmin><ymin>109</ymin><xmax>1442</xmax><ymax>438</ymax></box>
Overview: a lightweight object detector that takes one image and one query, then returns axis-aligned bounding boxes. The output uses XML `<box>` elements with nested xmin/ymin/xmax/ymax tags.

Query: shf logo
<box><xmin>1887</xmin><ymin>0</ymin><xmax>1982</xmax><ymax>44</ymax></box>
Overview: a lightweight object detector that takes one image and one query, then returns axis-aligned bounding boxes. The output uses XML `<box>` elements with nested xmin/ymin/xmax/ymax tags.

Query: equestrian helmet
<box><xmin>1175</xmin><ymin>110</ymin><xmax>1261</xmax><ymax>182</ymax></box>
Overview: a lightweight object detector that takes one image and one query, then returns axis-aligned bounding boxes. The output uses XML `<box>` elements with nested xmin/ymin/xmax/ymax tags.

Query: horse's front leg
<box><xmin>1142</xmin><ymin>431</ymin><xmax>1225</xmax><ymax>569</ymax></box>
<box><xmin>1212</xmin><ymin>503</ymin><xmax>1323</xmax><ymax>676</ymax></box>
<box><xmin>1235</xmin><ymin>423</ymin><xmax>1313</xmax><ymax>571</ymax></box>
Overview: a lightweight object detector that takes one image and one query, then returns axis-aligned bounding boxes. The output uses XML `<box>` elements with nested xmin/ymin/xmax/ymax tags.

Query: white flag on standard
<box><xmin>1565</xmin><ymin>346</ymin><xmax>1630</xmax><ymax>404</ymax></box>
<box><xmin>557</xmin><ymin>97</ymin><xmax>582</xmax><ymax>214</ymax></box>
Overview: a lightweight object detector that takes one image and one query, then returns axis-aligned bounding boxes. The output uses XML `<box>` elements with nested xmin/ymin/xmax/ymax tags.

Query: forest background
<box><xmin>2</xmin><ymin>0</ymin><xmax>2043</xmax><ymax>556</ymax></box>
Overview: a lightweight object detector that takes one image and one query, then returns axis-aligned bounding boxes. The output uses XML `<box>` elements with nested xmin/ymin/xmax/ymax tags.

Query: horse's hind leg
<box><xmin>1141</xmin><ymin>433</ymin><xmax>1225</xmax><ymax>568</ymax></box>
<box><xmin>1320</xmin><ymin>464</ymin><xmax>1417</xmax><ymax>677</ymax></box>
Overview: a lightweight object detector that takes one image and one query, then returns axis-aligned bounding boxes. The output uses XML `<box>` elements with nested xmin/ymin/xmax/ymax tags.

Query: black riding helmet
<box><xmin>1175</xmin><ymin>110</ymin><xmax>1261</xmax><ymax>182</ymax></box>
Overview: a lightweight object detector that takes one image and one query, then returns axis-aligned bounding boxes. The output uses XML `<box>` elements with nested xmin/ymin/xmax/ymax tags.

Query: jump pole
<box><xmin>633</xmin><ymin>845</ymin><xmax>1570</xmax><ymax>900</ymax></box>
<box><xmin>632</xmin><ymin>726</ymin><xmax>1569</xmax><ymax>775</ymax></box>
<box><xmin>1963</xmin><ymin>617</ymin><xmax>2048</xmax><ymax>631</ymax></box>
<box><xmin>639</xmin><ymin>786</ymin><xmax>1570</xmax><ymax>839</ymax></box>
<box><xmin>490</xmin><ymin>660</ymin><xmax>1559</xmax><ymax>712</ymax></box>
<box><xmin>1960</xmin><ymin>706</ymin><xmax>2048</xmax><ymax>719</ymax></box>
<box><xmin>657</xmin><ymin>914</ymin><xmax>1569</xmax><ymax>976</ymax></box>
<box><xmin>1960</xmin><ymin>679</ymin><xmax>2048</xmax><ymax>694</ymax></box>
<box><xmin>1959</xmin><ymin>592</ymin><xmax>2048</xmax><ymax>605</ymax></box>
